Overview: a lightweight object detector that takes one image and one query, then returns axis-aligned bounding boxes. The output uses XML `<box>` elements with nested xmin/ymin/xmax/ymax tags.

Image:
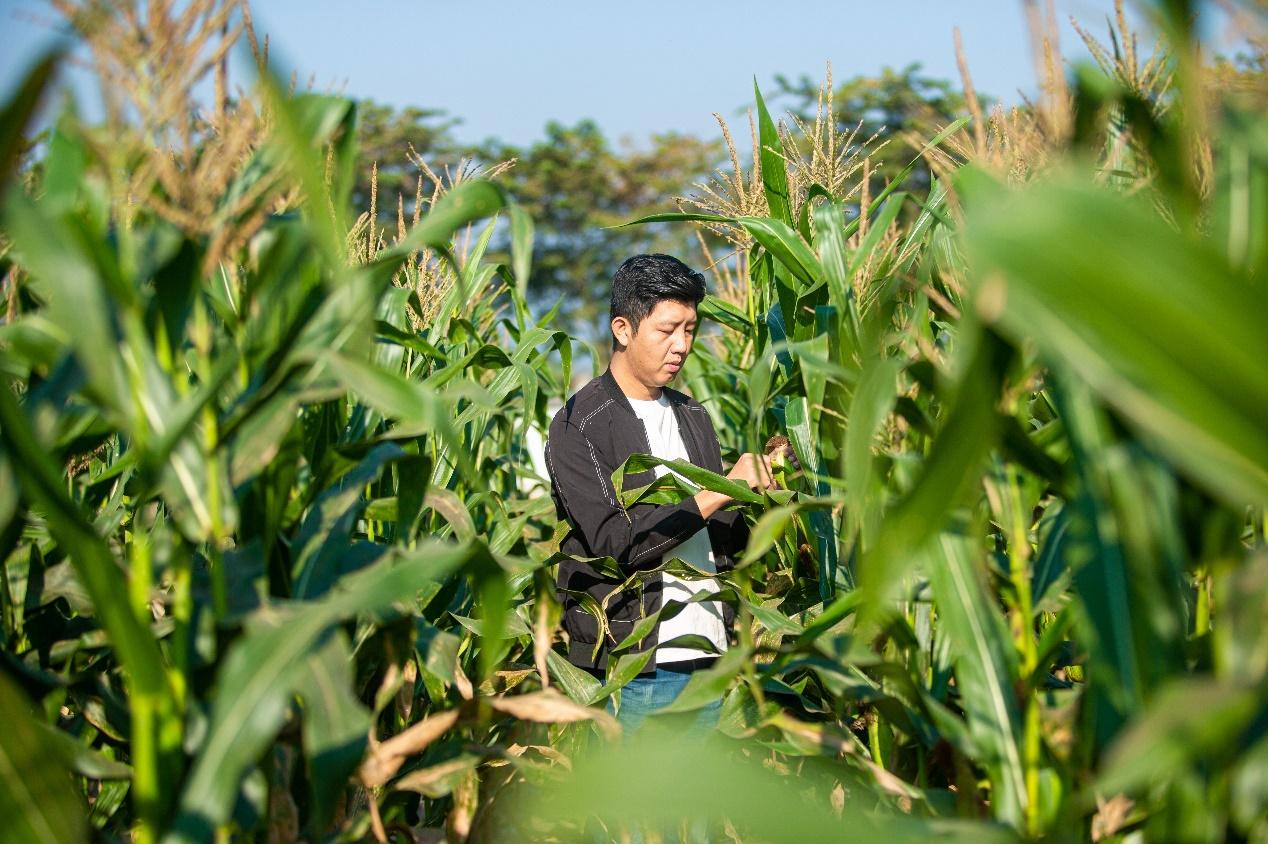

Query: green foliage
<box><xmin>353</xmin><ymin>107</ymin><xmax>727</xmax><ymax>338</ymax></box>
<box><xmin>1</xmin><ymin>3</ymin><xmax>1266</xmax><ymax>842</ymax></box>
<box><xmin>0</xmin><ymin>672</ymin><xmax>87</xmax><ymax>844</ymax></box>
<box><xmin>614</xmin><ymin>22</ymin><xmax>1267</xmax><ymax>842</ymax></box>
<box><xmin>0</xmin><ymin>52</ymin><xmax>577</xmax><ymax>841</ymax></box>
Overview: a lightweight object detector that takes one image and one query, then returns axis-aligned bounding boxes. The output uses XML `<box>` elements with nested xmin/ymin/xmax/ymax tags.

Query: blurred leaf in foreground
<box><xmin>511</xmin><ymin>728</ymin><xmax>1019</xmax><ymax>843</ymax></box>
<box><xmin>964</xmin><ymin>169</ymin><xmax>1268</xmax><ymax>506</ymax></box>
<box><xmin>0</xmin><ymin>673</ymin><xmax>87</xmax><ymax>844</ymax></box>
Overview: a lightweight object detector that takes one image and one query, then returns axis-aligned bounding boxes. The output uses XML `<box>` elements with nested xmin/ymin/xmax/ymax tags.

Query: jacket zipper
<box><xmin>635</xmin><ymin>416</ymin><xmax>654</xmax><ymax>647</ymax></box>
<box><xmin>620</xmin><ymin>417</ymin><xmax>656</xmax><ymax>526</ymax></box>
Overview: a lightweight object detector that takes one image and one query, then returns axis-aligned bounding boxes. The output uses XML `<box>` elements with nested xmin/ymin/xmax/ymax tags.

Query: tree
<box><xmin>352</xmin><ymin>99</ymin><xmax>461</xmax><ymax>214</ymax></box>
<box><xmin>481</xmin><ymin>120</ymin><xmax>723</xmax><ymax>338</ymax></box>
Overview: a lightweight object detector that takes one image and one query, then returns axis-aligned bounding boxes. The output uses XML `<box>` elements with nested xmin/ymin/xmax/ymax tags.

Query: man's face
<box><xmin>612</xmin><ymin>299</ymin><xmax>698</xmax><ymax>390</ymax></box>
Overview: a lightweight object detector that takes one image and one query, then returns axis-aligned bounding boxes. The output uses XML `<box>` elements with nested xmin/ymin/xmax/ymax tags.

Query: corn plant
<box><xmin>0</xmin><ymin>8</ymin><xmax>593</xmax><ymax>838</ymax></box>
<box><xmin>579</xmin><ymin>2</ymin><xmax>1268</xmax><ymax>841</ymax></box>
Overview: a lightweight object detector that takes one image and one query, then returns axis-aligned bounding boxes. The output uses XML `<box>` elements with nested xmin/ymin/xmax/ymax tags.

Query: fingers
<box><xmin>741</xmin><ymin>453</ymin><xmax>772</xmax><ymax>491</ymax></box>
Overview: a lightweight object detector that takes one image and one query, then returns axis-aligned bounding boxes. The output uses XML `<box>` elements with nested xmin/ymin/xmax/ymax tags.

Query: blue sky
<box><xmin>0</xmin><ymin>1</ymin><xmax>1246</xmax><ymax>148</ymax></box>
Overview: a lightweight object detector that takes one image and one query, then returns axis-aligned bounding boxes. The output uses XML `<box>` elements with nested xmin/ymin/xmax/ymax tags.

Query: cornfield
<box><xmin>1</xmin><ymin>1</ymin><xmax>1265</xmax><ymax>842</ymax></box>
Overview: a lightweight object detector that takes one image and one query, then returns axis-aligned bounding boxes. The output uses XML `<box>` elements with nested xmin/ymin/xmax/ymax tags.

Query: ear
<box><xmin>611</xmin><ymin>315</ymin><xmax>633</xmax><ymax>349</ymax></box>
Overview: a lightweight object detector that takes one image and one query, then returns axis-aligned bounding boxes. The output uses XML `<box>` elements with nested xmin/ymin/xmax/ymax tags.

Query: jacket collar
<box><xmin>600</xmin><ymin>367</ymin><xmax>689</xmax><ymax>411</ymax></box>
<box><xmin>599</xmin><ymin>368</ymin><xmax>707</xmax><ymax>466</ymax></box>
<box><xmin>599</xmin><ymin>367</ymin><xmax>634</xmax><ymax>414</ymax></box>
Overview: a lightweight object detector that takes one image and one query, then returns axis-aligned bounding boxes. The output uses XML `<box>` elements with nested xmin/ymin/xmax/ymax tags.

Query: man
<box><xmin>545</xmin><ymin>254</ymin><xmax>783</xmax><ymax>734</ymax></box>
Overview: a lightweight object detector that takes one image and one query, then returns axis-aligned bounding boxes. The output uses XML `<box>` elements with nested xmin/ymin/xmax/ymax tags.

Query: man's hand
<box><xmin>728</xmin><ymin>452</ymin><xmax>777</xmax><ymax>492</ymax></box>
<box><xmin>694</xmin><ymin>441</ymin><xmax>802</xmax><ymax>520</ymax></box>
<box><xmin>694</xmin><ymin>452</ymin><xmax>773</xmax><ymax>520</ymax></box>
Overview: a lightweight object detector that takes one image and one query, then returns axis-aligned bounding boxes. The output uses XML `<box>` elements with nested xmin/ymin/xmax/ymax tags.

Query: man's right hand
<box><xmin>727</xmin><ymin>452</ymin><xmax>777</xmax><ymax>492</ymax></box>
<box><xmin>693</xmin><ymin>452</ymin><xmax>775</xmax><ymax>520</ymax></box>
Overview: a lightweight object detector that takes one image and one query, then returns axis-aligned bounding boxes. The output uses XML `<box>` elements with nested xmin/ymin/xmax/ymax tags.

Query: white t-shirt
<box><xmin>626</xmin><ymin>393</ymin><xmax>728</xmax><ymax>664</ymax></box>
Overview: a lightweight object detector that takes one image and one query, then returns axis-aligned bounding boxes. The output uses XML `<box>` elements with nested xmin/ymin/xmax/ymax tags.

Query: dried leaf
<box><xmin>488</xmin><ymin>690</ymin><xmax>618</xmax><ymax>739</ymax></box>
<box><xmin>1092</xmin><ymin>794</ymin><xmax>1135</xmax><ymax>842</ymax></box>
<box><xmin>360</xmin><ymin>708</ymin><xmax>462</xmax><ymax>788</ymax></box>
<box><xmin>445</xmin><ymin>767</ymin><xmax>479</xmax><ymax>843</ymax></box>
<box><xmin>393</xmin><ymin>755</ymin><xmax>481</xmax><ymax>797</ymax></box>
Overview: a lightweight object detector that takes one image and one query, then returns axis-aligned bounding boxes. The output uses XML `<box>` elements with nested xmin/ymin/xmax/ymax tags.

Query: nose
<box><xmin>670</xmin><ymin>330</ymin><xmax>690</xmax><ymax>355</ymax></box>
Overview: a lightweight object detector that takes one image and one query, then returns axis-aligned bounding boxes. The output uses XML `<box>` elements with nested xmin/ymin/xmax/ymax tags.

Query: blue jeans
<box><xmin>599</xmin><ymin>667</ymin><xmax>722</xmax><ymax>843</ymax></box>
<box><xmin>607</xmin><ymin>667</ymin><xmax>723</xmax><ymax>736</ymax></box>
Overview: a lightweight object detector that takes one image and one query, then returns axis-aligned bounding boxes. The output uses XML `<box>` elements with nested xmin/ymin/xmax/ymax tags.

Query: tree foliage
<box><xmin>483</xmin><ymin>121</ymin><xmax>723</xmax><ymax>334</ymax></box>
<box><xmin>353</xmin><ymin>99</ymin><xmax>459</xmax><ymax>209</ymax></box>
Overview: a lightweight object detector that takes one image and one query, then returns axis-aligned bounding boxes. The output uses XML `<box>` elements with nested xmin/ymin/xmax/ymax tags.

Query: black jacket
<box><xmin>545</xmin><ymin>368</ymin><xmax>749</xmax><ymax>675</ymax></box>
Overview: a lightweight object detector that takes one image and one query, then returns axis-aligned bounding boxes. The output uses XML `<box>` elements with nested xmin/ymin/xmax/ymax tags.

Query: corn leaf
<box><xmin>965</xmin><ymin>172</ymin><xmax>1268</xmax><ymax>505</ymax></box>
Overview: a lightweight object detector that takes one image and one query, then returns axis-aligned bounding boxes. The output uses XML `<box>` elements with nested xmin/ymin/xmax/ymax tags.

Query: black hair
<box><xmin>609</xmin><ymin>254</ymin><xmax>706</xmax><ymax>346</ymax></box>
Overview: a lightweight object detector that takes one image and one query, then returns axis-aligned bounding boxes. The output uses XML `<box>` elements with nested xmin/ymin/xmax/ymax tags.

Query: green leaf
<box><xmin>748</xmin><ymin>601</ymin><xmax>803</xmax><ymax>636</ymax></box>
<box><xmin>737</xmin><ymin>216</ymin><xmax>824</xmax><ymax>288</ymax></box>
<box><xmin>38</xmin><ymin>722</ymin><xmax>132</xmax><ymax>780</ymax></box>
<box><xmin>753</xmin><ymin>79</ymin><xmax>793</xmax><ymax>227</ymax></box>
<box><xmin>3</xmin><ymin>192</ymin><xmax>131</xmax><ymax>423</ymax></box>
<box><xmin>698</xmin><ymin>294</ymin><xmax>752</xmax><ymax>332</ymax></box>
<box><xmin>856</xmin><ymin>328</ymin><xmax>1010</xmax><ymax>612</ymax></box>
<box><xmin>258</xmin><ymin>85</ymin><xmax>358</xmax><ymax>266</ymax></box>
<box><xmin>610</xmin><ymin>588</ymin><xmax>731</xmax><ymax>655</ymax></box>
<box><xmin>0</xmin><ymin>382</ymin><xmax>176</xmax><ymax>739</ymax></box>
<box><xmin>612</xmin><ymin>454</ymin><xmax>763</xmax><ymax>505</ymax></box>
<box><xmin>41</xmin><ymin>117</ymin><xmax>88</xmax><ymax>211</ymax></box>
<box><xmin>451</xmin><ymin>609</ymin><xmax>532</xmax><ymax>639</ymax></box>
<box><xmin>509</xmin><ymin>203</ymin><xmax>535</xmax><ymax>304</ymax></box>
<box><xmin>782</xmin><ymin>396</ymin><xmax>816</xmax><ymax>488</ymax></box>
<box><xmin>784</xmin><ymin>396</ymin><xmax>840</xmax><ymax>597</ymax></box>
<box><xmin>965</xmin><ymin>173</ymin><xmax>1268</xmax><ymax>505</ymax></box>
<box><xmin>171</xmin><ymin>612</ymin><xmax>340</xmax><ymax>843</ymax></box>
<box><xmin>1214</xmin><ymin>549</ymin><xmax>1268</xmax><ymax>681</ymax></box>
<box><xmin>593</xmin><ymin>650</ymin><xmax>656</xmax><ymax>703</ymax></box>
<box><xmin>1053</xmin><ymin>373</ymin><xmax>1188</xmax><ymax>748</ymax></box>
<box><xmin>170</xmin><ymin>541</ymin><xmax>480</xmax><ymax>842</ymax></box>
<box><xmin>846</xmin><ymin>358</ymin><xmax>902</xmax><ymax>550</ymax></box>
<box><xmin>547</xmin><ymin>649</ymin><xmax>603</xmax><ymax>704</ymax></box>
<box><xmin>925</xmin><ymin>534</ymin><xmax>1026</xmax><ymax>828</ymax></box>
<box><xmin>1231</xmin><ymin>732</ymin><xmax>1268</xmax><ymax>834</ymax></box>
<box><xmin>1096</xmin><ymin>678</ymin><xmax>1266</xmax><ymax>798</ymax></box>
<box><xmin>1030</xmin><ymin>503</ymin><xmax>1074</xmax><ymax>610</ymax></box>
<box><xmin>0</xmin><ymin>673</ymin><xmax>87</xmax><ymax>844</ymax></box>
<box><xmin>868</xmin><ymin>117</ymin><xmax>969</xmax><ymax>223</ymax></box>
<box><xmin>813</xmin><ymin>201</ymin><xmax>852</xmax><ymax>310</ymax></box>
<box><xmin>657</xmin><ymin>646</ymin><xmax>751</xmax><ymax>714</ymax></box>
<box><xmin>0</xmin><ymin>49</ymin><xmax>60</xmax><ymax>196</ymax></box>
<box><xmin>616</xmin><ymin>211</ymin><xmax>735</xmax><ymax>228</ymax></box>
<box><xmin>295</xmin><ymin>631</ymin><xmax>370</xmax><ymax>833</ymax></box>
<box><xmin>322</xmin><ymin>350</ymin><xmax>477</xmax><ymax>482</ymax></box>
<box><xmin>379</xmin><ymin>180</ymin><xmax>507</xmax><ymax>263</ymax></box>
<box><xmin>424</xmin><ymin>488</ymin><xmax>477</xmax><ymax>543</ymax></box>
<box><xmin>741</xmin><ymin>504</ymin><xmax>799</xmax><ymax>566</ymax></box>
<box><xmin>847</xmin><ymin>193</ymin><xmax>907</xmax><ymax>282</ymax></box>
<box><xmin>293</xmin><ymin>445</ymin><xmax>403</xmax><ymax>597</ymax></box>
